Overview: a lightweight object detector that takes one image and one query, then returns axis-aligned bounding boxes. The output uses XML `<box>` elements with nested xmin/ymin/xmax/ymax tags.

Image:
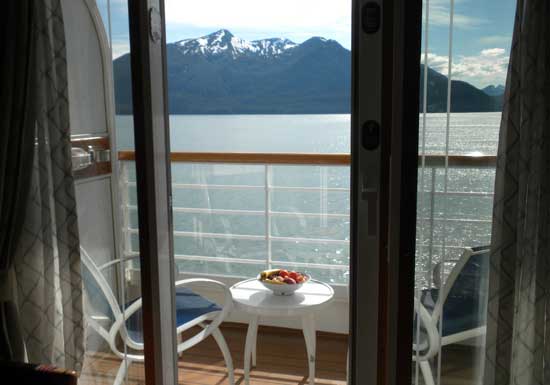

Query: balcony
<box><xmin>115</xmin><ymin>151</ymin><xmax>495</xmax><ymax>331</ymax></box>
<box><xmin>76</xmin><ymin>151</ymin><xmax>494</xmax><ymax>384</ymax></box>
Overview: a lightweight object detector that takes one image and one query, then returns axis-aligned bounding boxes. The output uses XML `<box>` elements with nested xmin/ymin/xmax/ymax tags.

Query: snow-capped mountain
<box><xmin>112</xmin><ymin>29</ymin><xmax>500</xmax><ymax>114</ymax></box>
<box><xmin>113</xmin><ymin>29</ymin><xmax>351</xmax><ymax>114</ymax></box>
<box><xmin>175</xmin><ymin>29</ymin><xmax>298</xmax><ymax>58</ymax></box>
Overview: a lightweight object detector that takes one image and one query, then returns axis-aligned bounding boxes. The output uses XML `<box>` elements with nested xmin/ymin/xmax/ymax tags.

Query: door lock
<box><xmin>362</xmin><ymin>2</ymin><xmax>381</xmax><ymax>34</ymax></box>
<box><xmin>362</xmin><ymin>120</ymin><xmax>380</xmax><ymax>150</ymax></box>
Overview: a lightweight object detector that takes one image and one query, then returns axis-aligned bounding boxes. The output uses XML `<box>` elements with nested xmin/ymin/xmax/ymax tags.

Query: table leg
<box><xmin>301</xmin><ymin>314</ymin><xmax>317</xmax><ymax>385</ymax></box>
<box><xmin>252</xmin><ymin>324</ymin><xmax>257</xmax><ymax>367</ymax></box>
<box><xmin>244</xmin><ymin>315</ymin><xmax>259</xmax><ymax>385</ymax></box>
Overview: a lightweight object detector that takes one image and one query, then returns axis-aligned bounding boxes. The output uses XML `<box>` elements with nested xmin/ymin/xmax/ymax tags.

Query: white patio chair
<box><xmin>412</xmin><ymin>246</ymin><xmax>490</xmax><ymax>385</ymax></box>
<box><xmin>80</xmin><ymin>247</ymin><xmax>235</xmax><ymax>385</ymax></box>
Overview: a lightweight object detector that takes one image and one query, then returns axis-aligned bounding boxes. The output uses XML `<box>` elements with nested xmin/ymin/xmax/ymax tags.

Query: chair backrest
<box><xmin>80</xmin><ymin>247</ymin><xmax>123</xmax><ymax>329</ymax></box>
<box><xmin>434</xmin><ymin>246</ymin><xmax>490</xmax><ymax>331</ymax></box>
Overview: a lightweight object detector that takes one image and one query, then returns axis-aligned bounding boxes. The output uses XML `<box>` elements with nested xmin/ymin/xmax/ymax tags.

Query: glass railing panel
<box><xmin>121</xmin><ymin>155</ymin><xmax>498</xmax><ymax>293</ymax></box>
<box><xmin>121</xmin><ymin>158</ymin><xmax>353</xmax><ymax>284</ymax></box>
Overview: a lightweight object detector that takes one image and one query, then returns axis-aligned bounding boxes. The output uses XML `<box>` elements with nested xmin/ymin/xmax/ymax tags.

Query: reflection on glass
<box><xmin>413</xmin><ymin>0</ymin><xmax>515</xmax><ymax>384</ymax></box>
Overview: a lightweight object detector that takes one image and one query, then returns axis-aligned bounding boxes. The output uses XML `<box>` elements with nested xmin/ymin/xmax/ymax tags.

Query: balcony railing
<box><xmin>118</xmin><ymin>151</ymin><xmax>496</xmax><ymax>285</ymax></box>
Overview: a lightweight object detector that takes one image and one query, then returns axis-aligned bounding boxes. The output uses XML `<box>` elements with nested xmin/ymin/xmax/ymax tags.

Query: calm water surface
<box><xmin>118</xmin><ymin>112</ymin><xmax>501</xmax><ymax>284</ymax></box>
<box><xmin>116</xmin><ymin>112</ymin><xmax>500</xmax><ymax>154</ymax></box>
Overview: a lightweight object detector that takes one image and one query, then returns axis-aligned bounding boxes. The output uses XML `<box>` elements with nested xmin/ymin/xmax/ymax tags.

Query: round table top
<box><xmin>230</xmin><ymin>278</ymin><xmax>335</xmax><ymax>317</ymax></box>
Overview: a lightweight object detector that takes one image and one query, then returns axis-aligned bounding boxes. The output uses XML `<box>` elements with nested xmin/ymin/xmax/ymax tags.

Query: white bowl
<box><xmin>258</xmin><ymin>274</ymin><xmax>310</xmax><ymax>296</ymax></box>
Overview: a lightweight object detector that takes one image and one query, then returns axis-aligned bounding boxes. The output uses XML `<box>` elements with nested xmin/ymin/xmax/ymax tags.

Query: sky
<box><xmin>98</xmin><ymin>0</ymin><xmax>517</xmax><ymax>88</ymax></box>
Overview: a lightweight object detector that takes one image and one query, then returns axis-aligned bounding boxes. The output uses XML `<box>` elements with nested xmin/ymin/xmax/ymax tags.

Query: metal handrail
<box><xmin>123</xmin><ymin>251</ymin><xmax>349</xmax><ymax>271</ymax></box>
<box><xmin>118</xmin><ymin>151</ymin><xmax>496</xmax><ymax>168</ymax></box>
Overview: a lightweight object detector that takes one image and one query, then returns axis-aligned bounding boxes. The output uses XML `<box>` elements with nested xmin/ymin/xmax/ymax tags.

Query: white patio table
<box><xmin>230</xmin><ymin>278</ymin><xmax>334</xmax><ymax>385</ymax></box>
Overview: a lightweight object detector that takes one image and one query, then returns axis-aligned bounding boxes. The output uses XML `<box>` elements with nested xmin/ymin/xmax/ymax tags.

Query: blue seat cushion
<box><xmin>126</xmin><ymin>287</ymin><xmax>221</xmax><ymax>343</ymax></box>
<box><xmin>419</xmin><ymin>288</ymin><xmax>486</xmax><ymax>337</ymax></box>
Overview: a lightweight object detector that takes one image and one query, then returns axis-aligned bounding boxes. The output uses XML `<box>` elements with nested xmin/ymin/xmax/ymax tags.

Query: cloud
<box><xmin>478</xmin><ymin>34</ymin><xmax>513</xmax><ymax>45</ymax></box>
<box><xmin>111</xmin><ymin>40</ymin><xmax>130</xmax><ymax>59</ymax></box>
<box><xmin>164</xmin><ymin>0</ymin><xmax>351</xmax><ymax>37</ymax></box>
<box><xmin>422</xmin><ymin>48</ymin><xmax>509</xmax><ymax>87</ymax></box>
<box><xmin>164</xmin><ymin>0</ymin><xmax>478</xmax><ymax>33</ymax></box>
<box><xmin>480</xmin><ymin>48</ymin><xmax>506</xmax><ymax>57</ymax></box>
<box><xmin>421</xmin><ymin>53</ymin><xmax>451</xmax><ymax>78</ymax></box>
<box><xmin>425</xmin><ymin>0</ymin><xmax>486</xmax><ymax>28</ymax></box>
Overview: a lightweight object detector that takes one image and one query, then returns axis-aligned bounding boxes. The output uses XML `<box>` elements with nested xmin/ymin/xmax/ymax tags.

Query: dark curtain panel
<box><xmin>485</xmin><ymin>0</ymin><xmax>550</xmax><ymax>384</ymax></box>
<box><xmin>0</xmin><ymin>1</ymin><xmax>37</xmax><ymax>361</ymax></box>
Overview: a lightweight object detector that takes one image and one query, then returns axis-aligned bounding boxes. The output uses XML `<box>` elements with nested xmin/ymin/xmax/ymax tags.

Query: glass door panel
<box><xmin>70</xmin><ymin>1</ymin><xmax>148</xmax><ymax>384</ymax></box>
<box><xmin>413</xmin><ymin>0</ymin><xmax>516</xmax><ymax>384</ymax></box>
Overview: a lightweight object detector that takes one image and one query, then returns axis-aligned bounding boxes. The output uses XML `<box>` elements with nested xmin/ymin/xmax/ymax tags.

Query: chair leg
<box><xmin>211</xmin><ymin>328</ymin><xmax>235</xmax><ymax>385</ymax></box>
<box><xmin>114</xmin><ymin>359</ymin><xmax>132</xmax><ymax>385</ymax></box>
<box><xmin>419</xmin><ymin>360</ymin><xmax>435</xmax><ymax>385</ymax></box>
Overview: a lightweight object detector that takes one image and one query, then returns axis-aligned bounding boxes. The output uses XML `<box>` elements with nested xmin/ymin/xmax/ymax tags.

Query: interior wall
<box><xmin>63</xmin><ymin>0</ymin><xmax>109</xmax><ymax>137</ymax></box>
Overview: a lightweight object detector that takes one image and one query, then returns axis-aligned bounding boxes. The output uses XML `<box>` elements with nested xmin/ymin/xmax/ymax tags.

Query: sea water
<box><xmin>117</xmin><ymin>112</ymin><xmax>501</xmax><ymax>285</ymax></box>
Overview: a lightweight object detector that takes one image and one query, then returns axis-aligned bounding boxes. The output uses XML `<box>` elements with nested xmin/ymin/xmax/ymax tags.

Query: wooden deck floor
<box><xmin>80</xmin><ymin>324</ymin><xmax>347</xmax><ymax>385</ymax></box>
<box><xmin>80</xmin><ymin>324</ymin><xmax>482</xmax><ymax>385</ymax></box>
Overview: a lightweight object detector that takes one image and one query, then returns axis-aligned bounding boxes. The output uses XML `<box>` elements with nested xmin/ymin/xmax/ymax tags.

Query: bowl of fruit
<box><xmin>258</xmin><ymin>269</ymin><xmax>310</xmax><ymax>296</ymax></box>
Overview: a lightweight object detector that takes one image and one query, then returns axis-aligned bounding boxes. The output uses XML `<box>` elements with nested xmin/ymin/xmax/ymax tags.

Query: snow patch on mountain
<box><xmin>175</xmin><ymin>29</ymin><xmax>298</xmax><ymax>58</ymax></box>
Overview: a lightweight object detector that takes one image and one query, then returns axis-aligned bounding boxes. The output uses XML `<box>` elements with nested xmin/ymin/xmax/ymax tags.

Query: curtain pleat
<box><xmin>0</xmin><ymin>1</ymin><xmax>37</xmax><ymax>362</ymax></box>
<box><xmin>12</xmin><ymin>0</ymin><xmax>84</xmax><ymax>371</ymax></box>
<box><xmin>485</xmin><ymin>0</ymin><xmax>550</xmax><ymax>384</ymax></box>
<box><xmin>0</xmin><ymin>0</ymin><xmax>84</xmax><ymax>371</ymax></box>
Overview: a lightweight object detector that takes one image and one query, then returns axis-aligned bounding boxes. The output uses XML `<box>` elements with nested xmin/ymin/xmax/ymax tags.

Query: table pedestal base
<box><xmin>243</xmin><ymin>314</ymin><xmax>317</xmax><ymax>385</ymax></box>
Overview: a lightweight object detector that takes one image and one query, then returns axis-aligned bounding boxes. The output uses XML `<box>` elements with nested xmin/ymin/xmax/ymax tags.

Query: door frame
<box><xmin>349</xmin><ymin>0</ymin><xmax>422</xmax><ymax>384</ymax></box>
<box><xmin>127</xmin><ymin>0</ymin><xmax>179</xmax><ymax>384</ymax></box>
<box><xmin>125</xmin><ymin>0</ymin><xmax>423</xmax><ymax>383</ymax></box>
<box><xmin>386</xmin><ymin>1</ymin><xmax>423</xmax><ymax>384</ymax></box>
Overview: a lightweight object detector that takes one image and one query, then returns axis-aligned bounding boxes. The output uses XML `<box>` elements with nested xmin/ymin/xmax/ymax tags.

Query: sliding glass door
<box><xmin>80</xmin><ymin>0</ymin><xmax>180</xmax><ymax>384</ymax></box>
<box><xmin>116</xmin><ymin>1</ymin><xmax>424</xmax><ymax>384</ymax></box>
<box><xmin>64</xmin><ymin>1</ymin><xmax>155</xmax><ymax>384</ymax></box>
<box><xmin>412</xmin><ymin>0</ymin><xmax>515</xmax><ymax>384</ymax></box>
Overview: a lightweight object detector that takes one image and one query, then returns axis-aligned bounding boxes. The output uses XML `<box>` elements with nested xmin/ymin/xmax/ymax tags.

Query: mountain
<box><xmin>114</xmin><ymin>29</ymin><xmax>350</xmax><ymax>114</ymax></box>
<box><xmin>482</xmin><ymin>85</ymin><xmax>505</xmax><ymax>96</ymax></box>
<box><xmin>419</xmin><ymin>66</ymin><xmax>501</xmax><ymax>113</ymax></box>
<box><xmin>113</xmin><ymin>29</ymin><xmax>501</xmax><ymax>114</ymax></box>
<box><xmin>482</xmin><ymin>85</ymin><xmax>505</xmax><ymax>111</ymax></box>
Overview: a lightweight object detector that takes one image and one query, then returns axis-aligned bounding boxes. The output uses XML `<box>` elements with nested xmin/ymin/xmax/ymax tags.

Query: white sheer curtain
<box><xmin>13</xmin><ymin>0</ymin><xmax>84</xmax><ymax>371</ymax></box>
<box><xmin>485</xmin><ymin>0</ymin><xmax>550</xmax><ymax>384</ymax></box>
